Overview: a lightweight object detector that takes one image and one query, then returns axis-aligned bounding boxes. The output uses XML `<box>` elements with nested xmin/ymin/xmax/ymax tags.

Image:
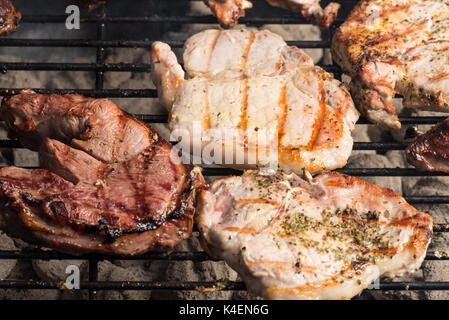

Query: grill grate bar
<box><xmin>21</xmin><ymin>15</ymin><xmax>338</xmax><ymax>25</ymax></box>
<box><xmin>202</xmin><ymin>168</ymin><xmax>449</xmax><ymax>177</ymax></box>
<box><xmin>0</xmin><ymin>62</ymin><xmax>151</xmax><ymax>72</ymax></box>
<box><xmin>0</xmin><ymin>139</ymin><xmax>411</xmax><ymax>151</ymax></box>
<box><xmin>0</xmin><ymin>111</ymin><xmax>443</xmax><ymax>126</ymax></box>
<box><xmin>0</xmin><ymin>39</ymin><xmax>330</xmax><ymax>48</ymax></box>
<box><xmin>353</xmin><ymin>142</ymin><xmax>408</xmax><ymax>151</ymax></box>
<box><xmin>0</xmin><ymin>88</ymin><xmax>158</xmax><ymax>97</ymax></box>
<box><xmin>335</xmin><ymin>168</ymin><xmax>449</xmax><ymax>177</ymax></box>
<box><xmin>134</xmin><ymin>114</ymin><xmax>445</xmax><ymax>125</ymax></box>
<box><xmin>86</xmin><ymin>12</ymin><xmax>107</xmax><ymax>301</ymax></box>
<box><xmin>0</xmin><ymin>280</ymin><xmax>448</xmax><ymax>291</ymax></box>
<box><xmin>0</xmin><ymin>163</ymin><xmax>448</xmax><ymax>178</ymax></box>
<box><xmin>0</xmin><ymin>62</ymin><xmax>340</xmax><ymax>74</ymax></box>
<box><xmin>356</xmin><ymin>116</ymin><xmax>446</xmax><ymax>125</ymax></box>
<box><xmin>0</xmin><ymin>249</ymin><xmax>446</xmax><ymax>261</ymax></box>
<box><xmin>207</xmin><ymin>168</ymin><xmax>449</xmax><ymax>177</ymax></box>
<box><xmin>0</xmin><ymin>279</ymin><xmax>247</xmax><ymax>291</ymax></box>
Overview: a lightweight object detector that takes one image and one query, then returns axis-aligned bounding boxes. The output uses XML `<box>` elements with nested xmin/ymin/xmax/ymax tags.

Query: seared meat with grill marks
<box><xmin>2</xmin><ymin>89</ymin><xmax>150</xmax><ymax>163</ymax></box>
<box><xmin>406</xmin><ymin>118</ymin><xmax>449</xmax><ymax>172</ymax></box>
<box><xmin>152</xmin><ymin>29</ymin><xmax>359</xmax><ymax>175</ymax></box>
<box><xmin>332</xmin><ymin>0</ymin><xmax>449</xmax><ymax>129</ymax></box>
<box><xmin>197</xmin><ymin>170</ymin><xmax>432</xmax><ymax>300</ymax></box>
<box><xmin>0</xmin><ymin>90</ymin><xmax>205</xmax><ymax>255</ymax></box>
<box><xmin>204</xmin><ymin>0</ymin><xmax>339</xmax><ymax>28</ymax></box>
<box><xmin>0</xmin><ymin>0</ymin><xmax>20</xmax><ymax>35</ymax></box>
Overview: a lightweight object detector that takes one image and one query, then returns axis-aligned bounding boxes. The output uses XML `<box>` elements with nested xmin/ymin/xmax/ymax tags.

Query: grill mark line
<box><xmin>203</xmin><ymin>30</ymin><xmax>221</xmax><ymax>130</ymax></box>
<box><xmin>238</xmin><ymin>31</ymin><xmax>255</xmax><ymax>150</ymax></box>
<box><xmin>277</xmin><ymin>85</ymin><xmax>288</xmax><ymax>148</ymax></box>
<box><xmin>307</xmin><ymin>71</ymin><xmax>327</xmax><ymax>150</ymax></box>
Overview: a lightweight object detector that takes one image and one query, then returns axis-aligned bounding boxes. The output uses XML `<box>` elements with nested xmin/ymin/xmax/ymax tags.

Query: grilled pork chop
<box><xmin>332</xmin><ymin>0</ymin><xmax>449</xmax><ymax>129</ymax></box>
<box><xmin>152</xmin><ymin>29</ymin><xmax>359</xmax><ymax>174</ymax></box>
<box><xmin>406</xmin><ymin>118</ymin><xmax>449</xmax><ymax>172</ymax></box>
<box><xmin>197</xmin><ymin>170</ymin><xmax>432</xmax><ymax>300</ymax></box>
<box><xmin>204</xmin><ymin>0</ymin><xmax>340</xmax><ymax>28</ymax></box>
<box><xmin>0</xmin><ymin>0</ymin><xmax>20</xmax><ymax>35</ymax></box>
<box><xmin>0</xmin><ymin>90</ymin><xmax>205</xmax><ymax>255</ymax></box>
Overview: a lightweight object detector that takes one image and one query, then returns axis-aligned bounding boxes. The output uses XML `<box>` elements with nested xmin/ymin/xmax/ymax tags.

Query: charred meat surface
<box><xmin>0</xmin><ymin>90</ymin><xmax>205</xmax><ymax>255</ymax></box>
<box><xmin>332</xmin><ymin>0</ymin><xmax>449</xmax><ymax>129</ymax></box>
<box><xmin>203</xmin><ymin>0</ymin><xmax>339</xmax><ymax>28</ymax></box>
<box><xmin>79</xmin><ymin>0</ymin><xmax>106</xmax><ymax>12</ymax></box>
<box><xmin>2</xmin><ymin>89</ymin><xmax>151</xmax><ymax>163</ymax></box>
<box><xmin>152</xmin><ymin>29</ymin><xmax>359</xmax><ymax>175</ymax></box>
<box><xmin>266</xmin><ymin>0</ymin><xmax>340</xmax><ymax>28</ymax></box>
<box><xmin>203</xmin><ymin>0</ymin><xmax>252</xmax><ymax>28</ymax></box>
<box><xmin>197</xmin><ymin>170</ymin><xmax>432</xmax><ymax>300</ymax></box>
<box><xmin>0</xmin><ymin>0</ymin><xmax>20</xmax><ymax>35</ymax></box>
<box><xmin>406</xmin><ymin>118</ymin><xmax>449</xmax><ymax>172</ymax></box>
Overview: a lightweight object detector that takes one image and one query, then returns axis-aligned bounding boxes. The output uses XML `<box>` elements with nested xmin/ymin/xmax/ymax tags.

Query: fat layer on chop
<box><xmin>151</xmin><ymin>29</ymin><xmax>359</xmax><ymax>174</ymax></box>
<box><xmin>332</xmin><ymin>0</ymin><xmax>449</xmax><ymax>129</ymax></box>
<box><xmin>0</xmin><ymin>90</ymin><xmax>205</xmax><ymax>255</ymax></box>
<box><xmin>203</xmin><ymin>0</ymin><xmax>340</xmax><ymax>28</ymax></box>
<box><xmin>197</xmin><ymin>170</ymin><xmax>432</xmax><ymax>300</ymax></box>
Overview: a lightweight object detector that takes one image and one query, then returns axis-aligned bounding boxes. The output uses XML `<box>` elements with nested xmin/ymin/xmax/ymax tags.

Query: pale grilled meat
<box><xmin>406</xmin><ymin>118</ymin><xmax>449</xmax><ymax>172</ymax></box>
<box><xmin>197</xmin><ymin>170</ymin><xmax>432</xmax><ymax>300</ymax></box>
<box><xmin>0</xmin><ymin>0</ymin><xmax>20</xmax><ymax>35</ymax></box>
<box><xmin>0</xmin><ymin>90</ymin><xmax>205</xmax><ymax>255</ymax></box>
<box><xmin>151</xmin><ymin>29</ymin><xmax>359</xmax><ymax>175</ymax></box>
<box><xmin>332</xmin><ymin>0</ymin><xmax>449</xmax><ymax>129</ymax></box>
<box><xmin>203</xmin><ymin>0</ymin><xmax>339</xmax><ymax>28</ymax></box>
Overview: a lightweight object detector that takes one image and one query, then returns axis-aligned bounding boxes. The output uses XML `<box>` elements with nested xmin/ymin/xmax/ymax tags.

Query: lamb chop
<box><xmin>332</xmin><ymin>0</ymin><xmax>449</xmax><ymax>129</ymax></box>
<box><xmin>406</xmin><ymin>118</ymin><xmax>449</xmax><ymax>172</ymax></box>
<box><xmin>2</xmin><ymin>89</ymin><xmax>152</xmax><ymax>163</ymax></box>
<box><xmin>0</xmin><ymin>90</ymin><xmax>205</xmax><ymax>255</ymax></box>
<box><xmin>197</xmin><ymin>170</ymin><xmax>432</xmax><ymax>300</ymax></box>
<box><xmin>151</xmin><ymin>29</ymin><xmax>359</xmax><ymax>175</ymax></box>
<box><xmin>0</xmin><ymin>0</ymin><xmax>20</xmax><ymax>35</ymax></box>
<box><xmin>203</xmin><ymin>0</ymin><xmax>340</xmax><ymax>28</ymax></box>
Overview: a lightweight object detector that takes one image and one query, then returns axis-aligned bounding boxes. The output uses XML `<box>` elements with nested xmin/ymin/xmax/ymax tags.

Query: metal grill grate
<box><xmin>0</xmin><ymin>0</ymin><xmax>448</xmax><ymax>299</ymax></box>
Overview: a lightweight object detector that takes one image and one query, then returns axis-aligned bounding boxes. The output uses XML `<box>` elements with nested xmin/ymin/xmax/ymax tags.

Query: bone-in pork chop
<box><xmin>151</xmin><ymin>29</ymin><xmax>359</xmax><ymax>175</ymax></box>
<box><xmin>197</xmin><ymin>170</ymin><xmax>432</xmax><ymax>299</ymax></box>
<box><xmin>332</xmin><ymin>0</ymin><xmax>449</xmax><ymax>129</ymax></box>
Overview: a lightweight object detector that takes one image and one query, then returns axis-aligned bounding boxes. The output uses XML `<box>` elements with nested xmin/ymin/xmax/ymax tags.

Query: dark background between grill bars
<box><xmin>0</xmin><ymin>0</ymin><xmax>448</xmax><ymax>299</ymax></box>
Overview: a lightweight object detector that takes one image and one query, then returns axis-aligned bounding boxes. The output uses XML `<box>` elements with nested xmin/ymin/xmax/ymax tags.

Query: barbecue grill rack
<box><xmin>0</xmin><ymin>0</ymin><xmax>448</xmax><ymax>300</ymax></box>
